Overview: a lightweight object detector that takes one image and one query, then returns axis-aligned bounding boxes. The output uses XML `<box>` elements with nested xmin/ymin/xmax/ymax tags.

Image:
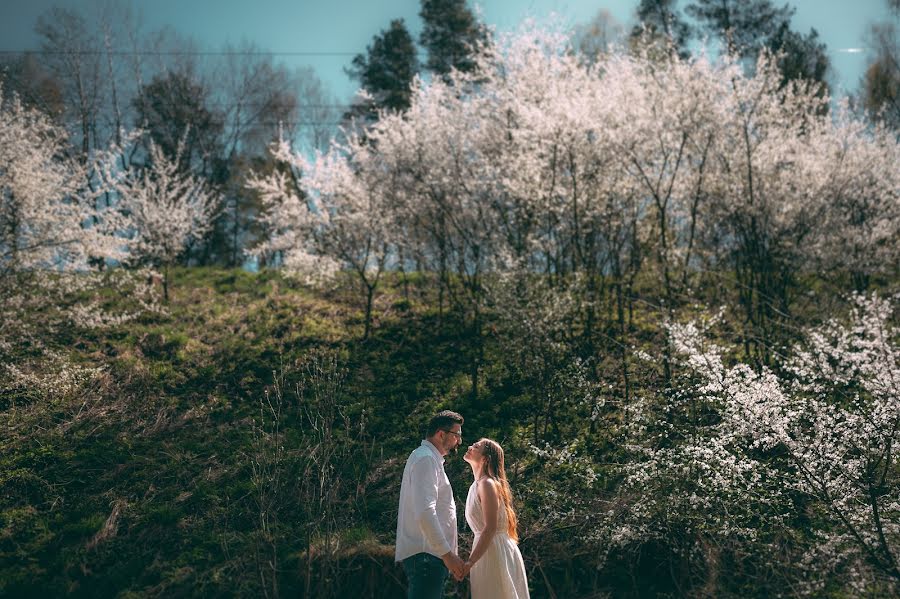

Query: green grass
<box><xmin>0</xmin><ymin>266</ymin><xmax>896</xmax><ymax>598</ymax></box>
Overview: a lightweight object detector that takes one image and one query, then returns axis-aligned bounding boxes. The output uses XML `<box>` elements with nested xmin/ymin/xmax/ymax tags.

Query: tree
<box><xmin>133</xmin><ymin>70</ymin><xmax>225</xmax><ymax>266</ymax></box>
<box><xmin>629</xmin><ymin>0</ymin><xmax>691</xmax><ymax>58</ymax></box>
<box><xmin>686</xmin><ymin>0</ymin><xmax>830</xmax><ymax>93</ymax></box>
<box><xmin>686</xmin><ymin>0</ymin><xmax>793</xmax><ymax>60</ymax></box>
<box><xmin>294</xmin><ymin>66</ymin><xmax>342</xmax><ymax>155</ymax></box>
<box><xmin>245</xmin><ymin>138</ymin><xmax>331</xmax><ymax>281</ymax></box>
<box><xmin>0</xmin><ymin>54</ymin><xmax>65</xmax><ymax>120</ymax></box>
<box><xmin>36</xmin><ymin>2</ymin><xmax>156</xmax><ymax>157</ymax></box>
<box><xmin>572</xmin><ymin>9</ymin><xmax>624</xmax><ymax>64</ymax></box>
<box><xmin>0</xmin><ymin>85</ymin><xmax>156</xmax><ymax>357</ymax></box>
<box><xmin>252</xmin><ymin>21</ymin><xmax>898</xmax><ymax>401</ymax></box>
<box><xmin>114</xmin><ymin>138</ymin><xmax>219</xmax><ymax>302</ymax></box>
<box><xmin>807</xmin><ymin>113</ymin><xmax>900</xmax><ymax>290</ymax></box>
<box><xmin>345</xmin><ymin>19</ymin><xmax>419</xmax><ymax>121</ymax></box>
<box><xmin>305</xmin><ymin>140</ymin><xmax>394</xmax><ymax>340</ymax></box>
<box><xmin>419</xmin><ymin>0</ymin><xmax>487</xmax><ymax>78</ymax></box>
<box><xmin>35</xmin><ymin>6</ymin><xmax>105</xmax><ymax>161</ymax></box>
<box><xmin>206</xmin><ymin>44</ymin><xmax>307</xmax><ymax>267</ymax></box>
<box><xmin>768</xmin><ymin>24</ymin><xmax>830</xmax><ymax>93</ymax></box>
<box><xmin>216</xmin><ymin>42</ymin><xmax>302</xmax><ymax>160</ymax></box>
<box><xmin>133</xmin><ymin>71</ymin><xmax>224</xmax><ymax>177</ymax></box>
<box><xmin>861</xmin><ymin>6</ymin><xmax>900</xmax><ymax>128</ymax></box>
<box><xmin>630</xmin><ymin>295</ymin><xmax>900</xmax><ymax>594</ymax></box>
<box><xmin>862</xmin><ymin>41</ymin><xmax>900</xmax><ymax>128</ymax></box>
<box><xmin>247</xmin><ymin>134</ymin><xmax>392</xmax><ymax>340</ymax></box>
<box><xmin>0</xmin><ymin>85</ymin><xmax>126</xmax><ymax>282</ymax></box>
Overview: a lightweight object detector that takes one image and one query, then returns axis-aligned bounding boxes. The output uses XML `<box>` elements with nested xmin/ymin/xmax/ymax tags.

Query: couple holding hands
<box><xmin>396</xmin><ymin>410</ymin><xmax>530</xmax><ymax>599</ymax></box>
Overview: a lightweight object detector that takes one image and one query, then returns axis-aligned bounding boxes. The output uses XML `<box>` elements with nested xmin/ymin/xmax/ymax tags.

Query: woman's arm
<box><xmin>465</xmin><ymin>478</ymin><xmax>499</xmax><ymax>567</ymax></box>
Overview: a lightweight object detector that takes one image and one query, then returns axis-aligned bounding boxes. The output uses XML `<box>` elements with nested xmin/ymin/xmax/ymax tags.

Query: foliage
<box><xmin>0</xmin><ymin>83</ymin><xmax>128</xmax><ymax>279</ymax></box>
<box><xmin>133</xmin><ymin>71</ymin><xmax>224</xmax><ymax>177</ymax></box>
<box><xmin>0</xmin><ymin>266</ymin><xmax>898</xmax><ymax>597</ymax></box>
<box><xmin>686</xmin><ymin>0</ymin><xmax>794</xmax><ymax>60</ymax></box>
<box><xmin>345</xmin><ymin>19</ymin><xmax>420</xmax><ymax>121</ymax></box>
<box><xmin>617</xmin><ymin>293</ymin><xmax>900</xmax><ymax>595</ymax></box>
<box><xmin>861</xmin><ymin>10</ymin><xmax>900</xmax><ymax>130</ymax></box>
<box><xmin>629</xmin><ymin>0</ymin><xmax>691</xmax><ymax>58</ymax></box>
<box><xmin>111</xmin><ymin>137</ymin><xmax>220</xmax><ymax>301</ymax></box>
<box><xmin>419</xmin><ymin>0</ymin><xmax>488</xmax><ymax>78</ymax></box>
<box><xmin>3</xmin><ymin>15</ymin><xmax>900</xmax><ymax>599</ymax></box>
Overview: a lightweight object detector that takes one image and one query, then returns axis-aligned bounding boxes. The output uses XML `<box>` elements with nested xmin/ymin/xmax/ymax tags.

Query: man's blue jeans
<box><xmin>402</xmin><ymin>552</ymin><xmax>448</xmax><ymax>599</ymax></box>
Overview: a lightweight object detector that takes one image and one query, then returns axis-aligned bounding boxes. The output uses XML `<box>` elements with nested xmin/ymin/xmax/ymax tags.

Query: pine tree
<box><xmin>346</xmin><ymin>19</ymin><xmax>419</xmax><ymax>120</ymax></box>
<box><xmin>767</xmin><ymin>24</ymin><xmax>830</xmax><ymax>96</ymax></box>
<box><xmin>686</xmin><ymin>0</ymin><xmax>829</xmax><ymax>95</ymax></box>
<box><xmin>630</xmin><ymin>0</ymin><xmax>691</xmax><ymax>58</ymax></box>
<box><xmin>419</xmin><ymin>0</ymin><xmax>487</xmax><ymax>79</ymax></box>
<box><xmin>860</xmin><ymin>1</ymin><xmax>900</xmax><ymax>128</ymax></box>
<box><xmin>686</xmin><ymin>0</ymin><xmax>793</xmax><ymax>59</ymax></box>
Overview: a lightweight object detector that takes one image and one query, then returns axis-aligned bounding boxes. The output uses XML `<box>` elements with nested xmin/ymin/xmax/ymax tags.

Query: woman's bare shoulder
<box><xmin>477</xmin><ymin>477</ymin><xmax>498</xmax><ymax>493</ymax></box>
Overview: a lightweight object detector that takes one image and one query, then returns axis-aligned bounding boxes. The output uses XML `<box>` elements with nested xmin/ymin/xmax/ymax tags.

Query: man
<box><xmin>396</xmin><ymin>410</ymin><xmax>466</xmax><ymax>599</ymax></box>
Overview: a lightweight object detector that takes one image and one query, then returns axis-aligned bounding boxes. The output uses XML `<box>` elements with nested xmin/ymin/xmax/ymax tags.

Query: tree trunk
<box><xmin>363</xmin><ymin>283</ymin><xmax>375</xmax><ymax>340</ymax></box>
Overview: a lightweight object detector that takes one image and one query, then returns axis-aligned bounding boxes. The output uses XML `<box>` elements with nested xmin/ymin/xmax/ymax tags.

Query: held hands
<box><xmin>453</xmin><ymin>561</ymin><xmax>472</xmax><ymax>581</ymax></box>
<box><xmin>441</xmin><ymin>552</ymin><xmax>466</xmax><ymax>580</ymax></box>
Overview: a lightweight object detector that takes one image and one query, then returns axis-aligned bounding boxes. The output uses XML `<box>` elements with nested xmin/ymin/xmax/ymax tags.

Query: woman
<box><xmin>460</xmin><ymin>438</ymin><xmax>529</xmax><ymax>598</ymax></box>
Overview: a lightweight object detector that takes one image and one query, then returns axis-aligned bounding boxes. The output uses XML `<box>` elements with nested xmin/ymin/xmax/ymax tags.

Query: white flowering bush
<box><xmin>616</xmin><ymin>294</ymin><xmax>900</xmax><ymax>595</ymax></box>
<box><xmin>111</xmin><ymin>138</ymin><xmax>219</xmax><ymax>302</ymax></box>
<box><xmin>247</xmin><ymin>134</ymin><xmax>393</xmax><ymax>337</ymax></box>
<box><xmin>0</xmin><ymin>85</ymin><xmax>130</xmax><ymax>281</ymax></box>
<box><xmin>2</xmin><ymin>349</ymin><xmax>105</xmax><ymax>406</ymax></box>
<box><xmin>0</xmin><ymin>86</ymin><xmax>174</xmax><ymax>409</ymax></box>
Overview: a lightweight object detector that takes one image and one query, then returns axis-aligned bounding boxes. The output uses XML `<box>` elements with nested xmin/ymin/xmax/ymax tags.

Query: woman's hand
<box><xmin>454</xmin><ymin>561</ymin><xmax>472</xmax><ymax>581</ymax></box>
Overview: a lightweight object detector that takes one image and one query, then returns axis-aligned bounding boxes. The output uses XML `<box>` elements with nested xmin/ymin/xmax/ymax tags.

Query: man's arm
<box><xmin>409</xmin><ymin>457</ymin><xmax>452</xmax><ymax>555</ymax></box>
<box><xmin>409</xmin><ymin>457</ymin><xmax>464</xmax><ymax>577</ymax></box>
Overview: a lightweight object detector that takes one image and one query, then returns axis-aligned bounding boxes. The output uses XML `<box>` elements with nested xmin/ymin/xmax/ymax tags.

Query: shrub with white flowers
<box><xmin>617</xmin><ymin>294</ymin><xmax>899</xmax><ymax>595</ymax></box>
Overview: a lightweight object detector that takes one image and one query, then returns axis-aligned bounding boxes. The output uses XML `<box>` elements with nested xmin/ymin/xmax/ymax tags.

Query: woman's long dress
<box><xmin>465</xmin><ymin>480</ymin><xmax>530</xmax><ymax>599</ymax></box>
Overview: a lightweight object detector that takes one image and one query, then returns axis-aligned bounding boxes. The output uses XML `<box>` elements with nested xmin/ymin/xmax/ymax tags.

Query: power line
<box><xmin>183</xmin><ymin>103</ymin><xmax>355</xmax><ymax>109</ymax></box>
<box><xmin>0</xmin><ymin>50</ymin><xmax>358</xmax><ymax>56</ymax></box>
<box><xmin>224</xmin><ymin>122</ymin><xmax>345</xmax><ymax>126</ymax></box>
<box><xmin>0</xmin><ymin>49</ymin><xmax>429</xmax><ymax>56</ymax></box>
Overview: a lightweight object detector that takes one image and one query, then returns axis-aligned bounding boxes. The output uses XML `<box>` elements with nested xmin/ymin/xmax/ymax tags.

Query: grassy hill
<box><xmin>1</xmin><ymin>267</ymin><xmax>896</xmax><ymax>598</ymax></box>
<box><xmin>2</xmin><ymin>268</ymin><xmax>546</xmax><ymax>597</ymax></box>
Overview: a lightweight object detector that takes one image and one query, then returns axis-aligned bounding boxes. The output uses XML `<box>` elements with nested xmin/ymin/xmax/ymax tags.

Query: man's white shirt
<box><xmin>395</xmin><ymin>440</ymin><xmax>458</xmax><ymax>562</ymax></box>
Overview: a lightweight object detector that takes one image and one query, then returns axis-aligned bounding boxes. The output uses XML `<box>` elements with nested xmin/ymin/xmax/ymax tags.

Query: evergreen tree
<box><xmin>573</xmin><ymin>9</ymin><xmax>624</xmax><ymax>64</ymax></box>
<box><xmin>861</xmin><ymin>1</ymin><xmax>900</xmax><ymax>128</ymax></box>
<box><xmin>767</xmin><ymin>24</ymin><xmax>830</xmax><ymax>96</ymax></box>
<box><xmin>346</xmin><ymin>19</ymin><xmax>419</xmax><ymax>120</ymax></box>
<box><xmin>133</xmin><ymin>71</ymin><xmax>224</xmax><ymax>177</ymax></box>
<box><xmin>687</xmin><ymin>0</ymin><xmax>829</xmax><ymax>96</ymax></box>
<box><xmin>686</xmin><ymin>0</ymin><xmax>793</xmax><ymax>59</ymax></box>
<box><xmin>630</xmin><ymin>0</ymin><xmax>691</xmax><ymax>58</ymax></box>
<box><xmin>419</xmin><ymin>0</ymin><xmax>487</xmax><ymax>78</ymax></box>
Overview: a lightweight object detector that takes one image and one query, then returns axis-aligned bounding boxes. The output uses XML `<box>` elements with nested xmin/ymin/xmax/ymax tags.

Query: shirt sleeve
<box><xmin>409</xmin><ymin>456</ymin><xmax>452</xmax><ymax>556</ymax></box>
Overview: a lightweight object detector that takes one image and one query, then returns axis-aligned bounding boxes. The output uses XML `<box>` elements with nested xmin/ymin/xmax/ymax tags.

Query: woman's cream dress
<box><xmin>465</xmin><ymin>480</ymin><xmax>530</xmax><ymax>599</ymax></box>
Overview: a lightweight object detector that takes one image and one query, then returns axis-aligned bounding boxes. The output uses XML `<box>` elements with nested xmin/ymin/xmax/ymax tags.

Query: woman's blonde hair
<box><xmin>476</xmin><ymin>438</ymin><xmax>519</xmax><ymax>542</ymax></box>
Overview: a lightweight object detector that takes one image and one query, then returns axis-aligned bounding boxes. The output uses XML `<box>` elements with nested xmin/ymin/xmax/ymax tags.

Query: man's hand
<box><xmin>441</xmin><ymin>551</ymin><xmax>465</xmax><ymax>579</ymax></box>
<box><xmin>453</xmin><ymin>561</ymin><xmax>472</xmax><ymax>581</ymax></box>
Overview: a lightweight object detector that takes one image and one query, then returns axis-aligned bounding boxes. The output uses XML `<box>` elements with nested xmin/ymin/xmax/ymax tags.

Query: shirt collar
<box><xmin>421</xmin><ymin>439</ymin><xmax>445</xmax><ymax>463</ymax></box>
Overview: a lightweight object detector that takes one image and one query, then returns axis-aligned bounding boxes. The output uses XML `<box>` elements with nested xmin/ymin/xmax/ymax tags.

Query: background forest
<box><xmin>2</xmin><ymin>0</ymin><xmax>899</xmax><ymax>597</ymax></box>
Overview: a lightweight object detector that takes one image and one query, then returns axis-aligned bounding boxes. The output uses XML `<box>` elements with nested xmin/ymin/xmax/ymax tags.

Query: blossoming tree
<box><xmin>112</xmin><ymin>138</ymin><xmax>219</xmax><ymax>302</ymax></box>
<box><xmin>0</xmin><ymin>84</ymin><xmax>127</xmax><ymax>283</ymax></box>
<box><xmin>246</xmin><ymin>135</ymin><xmax>393</xmax><ymax>339</ymax></box>
<box><xmin>618</xmin><ymin>294</ymin><xmax>899</xmax><ymax>594</ymax></box>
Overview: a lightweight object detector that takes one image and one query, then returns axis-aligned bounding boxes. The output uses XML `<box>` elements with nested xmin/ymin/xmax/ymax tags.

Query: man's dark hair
<box><xmin>426</xmin><ymin>410</ymin><xmax>464</xmax><ymax>437</ymax></box>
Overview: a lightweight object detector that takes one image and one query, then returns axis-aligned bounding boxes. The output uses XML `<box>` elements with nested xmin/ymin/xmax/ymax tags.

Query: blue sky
<box><xmin>0</xmin><ymin>0</ymin><xmax>894</xmax><ymax>102</ymax></box>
